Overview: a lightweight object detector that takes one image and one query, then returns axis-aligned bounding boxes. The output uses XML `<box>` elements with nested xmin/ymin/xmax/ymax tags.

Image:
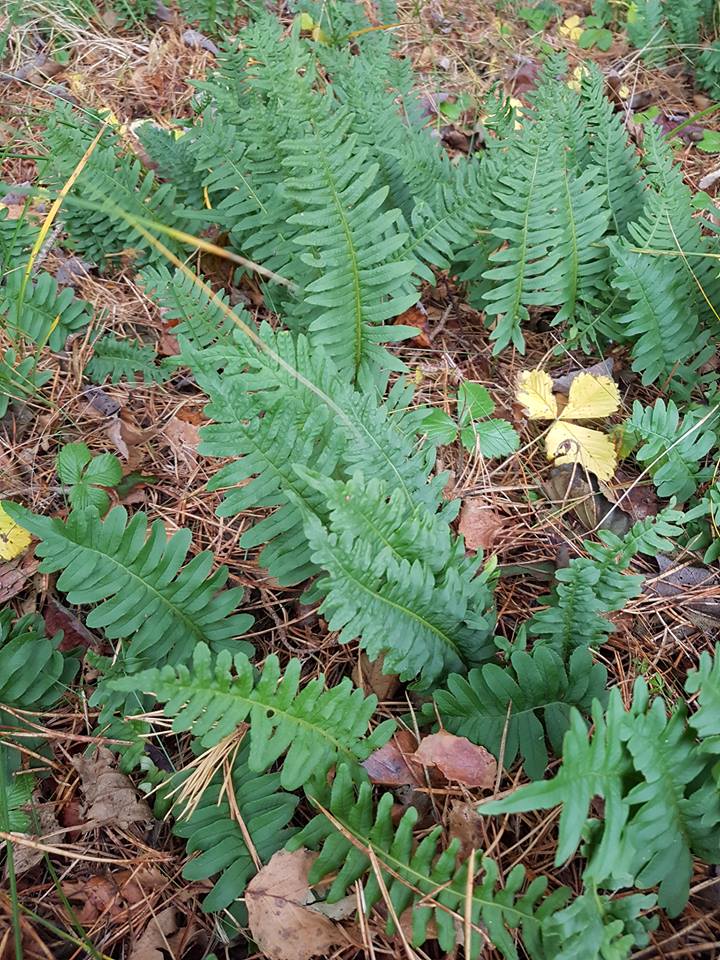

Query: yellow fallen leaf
<box><xmin>567</xmin><ymin>64</ymin><xmax>589</xmax><ymax>93</ymax></box>
<box><xmin>559</xmin><ymin>15</ymin><xmax>584</xmax><ymax>42</ymax></box>
<box><xmin>559</xmin><ymin>373</ymin><xmax>621</xmax><ymax>420</ymax></box>
<box><xmin>546</xmin><ymin>421</ymin><xmax>617</xmax><ymax>483</ymax></box>
<box><xmin>0</xmin><ymin>505</ymin><xmax>31</xmax><ymax>561</ymax></box>
<box><xmin>516</xmin><ymin>370</ymin><xmax>558</xmax><ymax>420</ymax></box>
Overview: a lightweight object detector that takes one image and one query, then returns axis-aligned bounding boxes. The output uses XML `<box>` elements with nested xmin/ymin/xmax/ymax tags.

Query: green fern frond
<box><xmin>528</xmin><ymin>508</ymin><xmax>687</xmax><ymax>653</ymax></box>
<box><xmin>0</xmin><ymin>773</ymin><xmax>35</xmax><ymax>831</ymax></box>
<box><xmin>481</xmin><ymin>669</ymin><xmax>720</xmax><ymax>917</ymax></box>
<box><xmin>134</xmin><ymin>122</ymin><xmax>207</xmax><ymax>210</ymax></box>
<box><xmin>481</xmin><ymin>126</ymin><xmax>610</xmax><ymax>353</ymax></box>
<box><xmin>627</xmin><ymin>399</ymin><xmax>717</xmax><ymax>501</ymax></box>
<box><xmin>86</xmin><ymin>334</ymin><xmax>169</xmax><ymax>385</ymax></box>
<box><xmin>579</xmin><ymin>66</ymin><xmax>644</xmax><ymax>233</ymax></box>
<box><xmin>178</xmin><ymin>0</ymin><xmax>245</xmax><ymax>34</ymax></box>
<box><xmin>0</xmin><ymin>206</ymin><xmax>36</xmax><ymax>274</ymax></box>
<box><xmin>609</xmin><ymin>241</ymin><xmax>709</xmax><ymax>390</ymax></box>
<box><xmin>281</xmin><ymin>100</ymin><xmax>418</xmax><ymax>386</ymax></box>
<box><xmin>40</xmin><ymin>105</ymin><xmax>188</xmax><ymax>268</ymax></box>
<box><xmin>110</xmin><ymin>641</ymin><xmax>394</xmax><ymax>789</ymax></box>
<box><xmin>0</xmin><ymin>348</ymin><xmax>51</xmax><ymax>417</ymax></box>
<box><xmin>1</xmin><ymin>270</ymin><xmax>91</xmax><ymax>350</ymax></box>
<box><xmin>1</xmin><ymin>503</ymin><xmax>253</xmax><ymax>672</ymax></box>
<box><xmin>172</xmin><ymin>742</ymin><xmax>298</xmax><ymax>915</ymax></box>
<box><xmin>541</xmin><ymin>888</ymin><xmax>657</xmax><ymax>960</ymax></box>
<box><xmin>300</xmin><ymin>501</ymin><xmax>495</xmax><ymax>687</ymax></box>
<box><xmin>432</xmin><ymin>646</ymin><xmax>608</xmax><ymax>780</ymax></box>
<box><xmin>287</xmin><ymin>763</ymin><xmax>570</xmax><ymax>960</ymax></box>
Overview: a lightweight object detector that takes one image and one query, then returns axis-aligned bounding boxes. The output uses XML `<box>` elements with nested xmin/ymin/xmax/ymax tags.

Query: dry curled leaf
<box><xmin>13</xmin><ymin>802</ymin><xmax>60</xmax><ymax>876</ymax></box>
<box><xmin>459</xmin><ymin>498</ymin><xmax>505</xmax><ymax>551</ymax></box>
<box><xmin>246</xmin><ymin>850</ymin><xmax>345</xmax><ymax>960</ymax></box>
<box><xmin>362</xmin><ymin>729</ymin><xmax>421</xmax><ymax>786</ymax></box>
<box><xmin>0</xmin><ymin>551</ymin><xmax>39</xmax><ymax>603</ymax></box>
<box><xmin>129</xmin><ymin>905</ymin><xmax>187</xmax><ymax>960</ymax></box>
<box><xmin>72</xmin><ymin>747</ymin><xmax>152</xmax><ymax>830</ymax></box>
<box><xmin>413</xmin><ymin>732</ymin><xmax>496</xmax><ymax>788</ymax></box>
<box><xmin>44</xmin><ymin>597</ymin><xmax>97</xmax><ymax>652</ymax></box>
<box><xmin>352</xmin><ymin>651</ymin><xmax>399</xmax><ymax>700</ymax></box>
<box><xmin>447</xmin><ymin>800</ymin><xmax>485</xmax><ymax>860</ymax></box>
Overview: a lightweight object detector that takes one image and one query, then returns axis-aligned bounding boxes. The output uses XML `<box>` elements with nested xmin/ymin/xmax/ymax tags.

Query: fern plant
<box><xmin>171</xmin><ymin>742</ymin><xmax>298</xmax><ymax>916</ymax></box>
<box><xmin>0</xmin><ymin>610</ymin><xmax>78</xmax><ymax>775</ymax></box>
<box><xmin>1</xmin><ymin>270</ymin><xmax>92</xmax><ymax>351</ymax></box>
<box><xmin>480</xmin><ymin>648</ymin><xmax>720</xmax><ymax>917</ymax></box>
<box><xmin>0</xmin><ymin>348</ymin><xmax>51</xmax><ymax>418</ymax></box>
<box><xmin>110</xmin><ymin>641</ymin><xmax>394</xmax><ymax>789</ymax></box>
<box><xmin>86</xmin><ymin>334</ymin><xmax>169</xmax><ymax>385</ymax></box>
<box><xmin>626</xmin><ymin>399</ymin><xmax>717</xmax><ymax>501</ymax></box>
<box><xmin>1</xmin><ymin>503</ymin><xmax>253</xmax><ymax>673</ymax></box>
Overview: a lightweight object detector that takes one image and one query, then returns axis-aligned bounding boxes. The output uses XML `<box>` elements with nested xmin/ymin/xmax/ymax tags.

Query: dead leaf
<box><xmin>44</xmin><ymin>597</ymin><xmax>96</xmax><ymax>652</ymax></box>
<box><xmin>615</xmin><ymin>484</ymin><xmax>659</xmax><ymax>522</ymax></box>
<box><xmin>458</xmin><ymin>498</ymin><xmax>505</xmax><ymax>551</ymax></box>
<box><xmin>13</xmin><ymin>802</ymin><xmax>60</xmax><ymax>876</ymax></box>
<box><xmin>393</xmin><ymin>304</ymin><xmax>430</xmax><ymax>347</ymax></box>
<box><xmin>363</xmin><ymin>730</ymin><xmax>421</xmax><ymax>786</ymax></box>
<box><xmin>107</xmin><ymin>410</ymin><xmax>152</xmax><ymax>470</ymax></box>
<box><xmin>552</xmin><ymin>359</ymin><xmax>615</xmax><ymax>394</ymax></box>
<box><xmin>448</xmin><ymin>800</ymin><xmax>485</xmax><ymax>859</ymax></box>
<box><xmin>413</xmin><ymin>732</ymin><xmax>496</xmax><ymax>788</ymax></box>
<box><xmin>352</xmin><ymin>652</ymin><xmax>399</xmax><ymax>700</ymax></box>
<box><xmin>181</xmin><ymin>29</ymin><xmax>219</xmax><ymax>54</ymax></box>
<box><xmin>651</xmin><ymin>557</ymin><xmax>720</xmax><ymax>633</ymax></box>
<box><xmin>71</xmin><ymin>747</ymin><xmax>152</xmax><ymax>830</ymax></box>
<box><xmin>129</xmin><ymin>905</ymin><xmax>187</xmax><ymax>960</ymax></box>
<box><xmin>163</xmin><ymin>416</ymin><xmax>200</xmax><ymax>463</ymax></box>
<box><xmin>246</xmin><ymin>850</ymin><xmax>345</xmax><ymax>960</ymax></box>
<box><xmin>81</xmin><ymin>385</ymin><xmax>121</xmax><ymax>418</ymax></box>
<box><xmin>0</xmin><ymin>552</ymin><xmax>38</xmax><ymax>603</ymax></box>
<box><xmin>543</xmin><ymin>465</ymin><xmax>630</xmax><ymax>535</ymax></box>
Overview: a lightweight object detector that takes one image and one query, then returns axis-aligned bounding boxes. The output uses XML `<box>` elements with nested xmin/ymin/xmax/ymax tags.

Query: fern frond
<box><xmin>627</xmin><ymin>399</ymin><xmax>717</xmax><ymax>501</ymax></box>
<box><xmin>281</xmin><ymin>100</ymin><xmax>418</xmax><ymax>386</ymax></box>
<box><xmin>172</xmin><ymin>741</ymin><xmax>298</xmax><ymax>914</ymax></box>
<box><xmin>288</xmin><ymin>763</ymin><xmax>570</xmax><ymax>960</ymax></box>
<box><xmin>0</xmin><ymin>348</ymin><xmax>51</xmax><ymax>417</ymax></box>
<box><xmin>541</xmin><ymin>888</ymin><xmax>657</xmax><ymax>960</ymax></box>
<box><xmin>609</xmin><ymin>241</ymin><xmax>709</xmax><ymax>390</ymax></box>
<box><xmin>579</xmin><ymin>66</ymin><xmax>644</xmax><ymax>233</ymax></box>
<box><xmin>528</xmin><ymin>508</ymin><xmax>686</xmax><ymax>653</ymax></box>
<box><xmin>481</xmin><ymin>670</ymin><xmax>720</xmax><ymax>916</ymax></box>
<box><xmin>0</xmin><ymin>610</ymin><xmax>77</xmax><ymax>712</ymax></box>
<box><xmin>110</xmin><ymin>641</ymin><xmax>394</xmax><ymax>789</ymax></box>
<box><xmin>1</xmin><ymin>504</ymin><xmax>253</xmax><ymax>672</ymax></box>
<box><xmin>0</xmin><ymin>773</ymin><xmax>34</xmax><ymax>831</ymax></box>
<box><xmin>481</xmin><ymin>128</ymin><xmax>610</xmax><ymax>353</ymax></box>
<box><xmin>135</xmin><ymin>123</ymin><xmax>207</xmax><ymax>210</ymax></box>
<box><xmin>1</xmin><ymin>270</ymin><xmax>91</xmax><ymax>350</ymax></box>
<box><xmin>40</xmin><ymin>105</ymin><xmax>188</xmax><ymax>268</ymax></box>
<box><xmin>301</xmin><ymin>502</ymin><xmax>496</xmax><ymax>687</ymax></box>
<box><xmin>0</xmin><ymin>206</ymin><xmax>36</xmax><ymax>274</ymax></box>
<box><xmin>432</xmin><ymin>646</ymin><xmax>608</xmax><ymax>779</ymax></box>
<box><xmin>86</xmin><ymin>334</ymin><xmax>168</xmax><ymax>385</ymax></box>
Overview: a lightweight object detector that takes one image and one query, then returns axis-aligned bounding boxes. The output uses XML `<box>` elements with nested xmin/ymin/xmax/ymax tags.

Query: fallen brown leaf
<box><xmin>64</xmin><ymin>867</ymin><xmax>164</xmax><ymax>924</ymax></box>
<box><xmin>163</xmin><ymin>416</ymin><xmax>201</xmax><ymax>465</ymax></box>
<box><xmin>362</xmin><ymin>729</ymin><xmax>421</xmax><ymax>786</ymax></box>
<box><xmin>72</xmin><ymin>747</ymin><xmax>152</xmax><ymax>830</ymax></box>
<box><xmin>129</xmin><ymin>905</ymin><xmax>186</xmax><ymax>960</ymax></box>
<box><xmin>13</xmin><ymin>802</ymin><xmax>60</xmax><ymax>876</ymax></box>
<box><xmin>44</xmin><ymin>597</ymin><xmax>96</xmax><ymax>652</ymax></box>
<box><xmin>0</xmin><ymin>552</ymin><xmax>38</xmax><ymax>603</ymax></box>
<box><xmin>352</xmin><ymin>652</ymin><xmax>399</xmax><ymax>700</ymax></box>
<box><xmin>413</xmin><ymin>732</ymin><xmax>496</xmax><ymax>788</ymax></box>
<box><xmin>447</xmin><ymin>800</ymin><xmax>485</xmax><ymax>859</ymax></box>
<box><xmin>458</xmin><ymin>498</ymin><xmax>505</xmax><ymax>551</ymax></box>
<box><xmin>246</xmin><ymin>850</ymin><xmax>345</xmax><ymax>960</ymax></box>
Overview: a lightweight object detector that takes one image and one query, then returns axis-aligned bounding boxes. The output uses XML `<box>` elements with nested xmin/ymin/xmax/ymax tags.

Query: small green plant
<box><xmin>57</xmin><ymin>443</ymin><xmax>123</xmax><ymax>513</ymax></box>
<box><xmin>422</xmin><ymin>382</ymin><xmax>520</xmax><ymax>457</ymax></box>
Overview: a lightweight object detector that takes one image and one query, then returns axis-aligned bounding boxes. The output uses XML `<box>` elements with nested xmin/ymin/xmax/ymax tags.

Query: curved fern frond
<box><xmin>1</xmin><ymin>503</ymin><xmax>253</xmax><ymax>672</ymax></box>
<box><xmin>0</xmin><ymin>206</ymin><xmax>36</xmax><ymax>274</ymax></box>
<box><xmin>288</xmin><ymin>763</ymin><xmax>570</xmax><ymax>960</ymax></box>
<box><xmin>432</xmin><ymin>646</ymin><xmax>608</xmax><ymax>779</ymax></box>
<box><xmin>627</xmin><ymin>399</ymin><xmax>717</xmax><ymax>501</ymax></box>
<box><xmin>481</xmin><ymin>670</ymin><xmax>720</xmax><ymax>917</ymax></box>
<box><xmin>301</xmin><ymin>503</ymin><xmax>496</xmax><ymax>687</ymax></box>
<box><xmin>86</xmin><ymin>334</ymin><xmax>169</xmax><ymax>385</ymax></box>
<box><xmin>110</xmin><ymin>641</ymin><xmax>394</xmax><ymax>789</ymax></box>
<box><xmin>281</xmin><ymin>100</ymin><xmax>418</xmax><ymax>386</ymax></box>
<box><xmin>172</xmin><ymin>742</ymin><xmax>298</xmax><ymax>915</ymax></box>
<box><xmin>1</xmin><ymin>271</ymin><xmax>91</xmax><ymax>351</ymax></box>
<box><xmin>0</xmin><ymin>348</ymin><xmax>51</xmax><ymax>417</ymax></box>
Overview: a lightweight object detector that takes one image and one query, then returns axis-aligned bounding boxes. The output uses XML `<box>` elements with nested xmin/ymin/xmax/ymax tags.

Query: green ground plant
<box><xmin>2</xmin><ymin>1</ymin><xmax>720</xmax><ymax>957</ymax></box>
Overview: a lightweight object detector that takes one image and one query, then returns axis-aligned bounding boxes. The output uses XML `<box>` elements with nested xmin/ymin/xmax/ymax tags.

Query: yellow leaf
<box><xmin>546</xmin><ymin>421</ymin><xmax>618</xmax><ymax>482</ymax></box>
<box><xmin>559</xmin><ymin>373</ymin><xmax>621</xmax><ymax>420</ymax></box>
<box><xmin>0</xmin><ymin>505</ymin><xmax>31</xmax><ymax>561</ymax></box>
<box><xmin>516</xmin><ymin>370</ymin><xmax>558</xmax><ymax>420</ymax></box>
<box><xmin>559</xmin><ymin>15</ymin><xmax>584</xmax><ymax>41</ymax></box>
<box><xmin>298</xmin><ymin>11</ymin><xmax>314</xmax><ymax>30</ymax></box>
<box><xmin>567</xmin><ymin>64</ymin><xmax>589</xmax><ymax>93</ymax></box>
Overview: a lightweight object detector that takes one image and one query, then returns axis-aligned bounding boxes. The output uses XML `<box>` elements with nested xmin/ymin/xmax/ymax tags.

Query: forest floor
<box><xmin>2</xmin><ymin>0</ymin><xmax>720</xmax><ymax>957</ymax></box>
